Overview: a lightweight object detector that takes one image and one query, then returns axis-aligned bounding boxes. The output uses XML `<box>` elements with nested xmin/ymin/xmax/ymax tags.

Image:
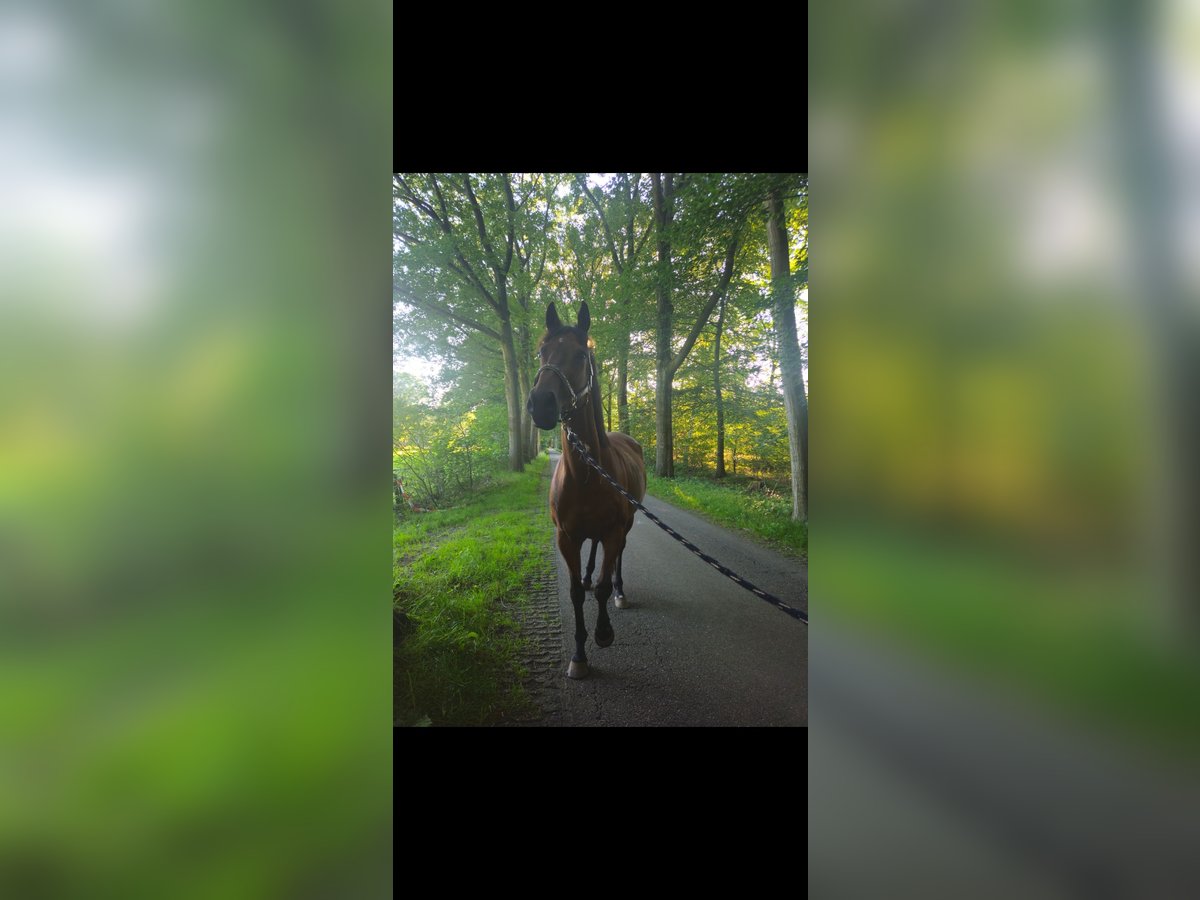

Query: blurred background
<box><xmin>9</xmin><ymin>0</ymin><xmax>1200</xmax><ymax>893</ymax></box>
<box><xmin>812</xmin><ymin>0</ymin><xmax>1200</xmax><ymax>897</ymax></box>
<box><xmin>0</xmin><ymin>2</ymin><xmax>392</xmax><ymax>896</ymax></box>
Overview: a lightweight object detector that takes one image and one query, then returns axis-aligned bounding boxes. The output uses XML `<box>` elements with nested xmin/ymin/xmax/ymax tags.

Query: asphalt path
<box><xmin>543</xmin><ymin>450</ymin><xmax>807</xmax><ymax>727</ymax></box>
<box><xmin>810</xmin><ymin>619</ymin><xmax>1200</xmax><ymax>899</ymax></box>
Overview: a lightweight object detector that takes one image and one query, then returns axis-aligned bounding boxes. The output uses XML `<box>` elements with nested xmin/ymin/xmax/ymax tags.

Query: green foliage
<box><xmin>393</xmin><ymin>380</ymin><xmax>509</xmax><ymax>511</ymax></box>
<box><xmin>393</xmin><ymin>174</ymin><xmax>564</xmax><ymax>391</ymax></box>
<box><xmin>396</xmin><ymin>172</ymin><xmax>809</xmax><ymax>537</ymax></box>
<box><xmin>821</xmin><ymin>523</ymin><xmax>1200</xmax><ymax>765</ymax></box>
<box><xmin>393</xmin><ymin>456</ymin><xmax>553</xmax><ymax>726</ymax></box>
<box><xmin>645</xmin><ymin>471</ymin><xmax>808</xmax><ymax>558</ymax></box>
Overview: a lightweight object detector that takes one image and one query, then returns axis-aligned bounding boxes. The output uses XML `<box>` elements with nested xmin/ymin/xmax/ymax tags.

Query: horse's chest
<box><xmin>552</xmin><ymin>485</ymin><xmax>626</xmax><ymax>538</ymax></box>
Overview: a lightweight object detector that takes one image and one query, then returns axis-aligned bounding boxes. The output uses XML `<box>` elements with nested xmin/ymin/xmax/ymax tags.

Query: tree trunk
<box><xmin>655</xmin><ymin>366</ymin><xmax>674</xmax><ymax>477</ymax></box>
<box><xmin>517</xmin><ymin>322</ymin><xmax>537</xmax><ymax>461</ymax></box>
<box><xmin>652</xmin><ymin>173</ymin><xmax>675</xmax><ymax>478</ymax></box>
<box><xmin>1101</xmin><ymin>4</ymin><xmax>1200</xmax><ymax>642</ymax></box>
<box><xmin>616</xmin><ymin>339</ymin><xmax>630</xmax><ymax>434</ymax></box>
<box><xmin>767</xmin><ymin>188</ymin><xmax>808</xmax><ymax>522</ymax></box>
<box><xmin>714</xmin><ymin>294</ymin><xmax>727</xmax><ymax>478</ymax></box>
<box><xmin>618</xmin><ymin>259</ymin><xmax>638</xmax><ymax>437</ymax></box>
<box><xmin>498</xmin><ymin>312</ymin><xmax>524</xmax><ymax>472</ymax></box>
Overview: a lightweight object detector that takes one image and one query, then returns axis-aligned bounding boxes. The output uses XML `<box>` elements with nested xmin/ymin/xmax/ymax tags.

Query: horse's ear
<box><xmin>578</xmin><ymin>301</ymin><xmax>591</xmax><ymax>334</ymax></box>
<box><xmin>546</xmin><ymin>303</ymin><xmax>561</xmax><ymax>331</ymax></box>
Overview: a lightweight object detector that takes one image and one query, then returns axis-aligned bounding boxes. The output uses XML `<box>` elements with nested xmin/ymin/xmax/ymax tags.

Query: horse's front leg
<box><xmin>581</xmin><ymin>539</ymin><xmax>599</xmax><ymax>591</ymax></box>
<box><xmin>558</xmin><ymin>530</ymin><xmax>589</xmax><ymax>679</ymax></box>
<box><xmin>593</xmin><ymin>530</ymin><xmax>626</xmax><ymax>649</ymax></box>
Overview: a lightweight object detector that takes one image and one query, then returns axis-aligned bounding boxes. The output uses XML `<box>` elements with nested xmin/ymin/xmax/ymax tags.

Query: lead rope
<box><xmin>561</xmin><ymin>424</ymin><xmax>808</xmax><ymax>625</ymax></box>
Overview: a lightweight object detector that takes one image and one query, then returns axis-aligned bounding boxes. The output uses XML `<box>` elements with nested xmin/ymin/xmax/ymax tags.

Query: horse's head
<box><xmin>528</xmin><ymin>301</ymin><xmax>596</xmax><ymax>431</ymax></box>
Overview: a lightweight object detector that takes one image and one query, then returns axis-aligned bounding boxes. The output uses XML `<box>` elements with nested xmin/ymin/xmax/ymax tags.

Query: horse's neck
<box><xmin>561</xmin><ymin>400</ymin><xmax>602</xmax><ymax>483</ymax></box>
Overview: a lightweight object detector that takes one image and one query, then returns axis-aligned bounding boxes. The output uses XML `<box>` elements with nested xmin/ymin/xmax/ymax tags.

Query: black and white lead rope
<box><xmin>561</xmin><ymin>424</ymin><xmax>808</xmax><ymax>626</ymax></box>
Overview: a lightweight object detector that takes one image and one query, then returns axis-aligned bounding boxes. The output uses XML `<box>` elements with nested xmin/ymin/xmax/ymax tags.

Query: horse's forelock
<box><xmin>540</xmin><ymin>323</ymin><xmax>588</xmax><ymax>346</ymax></box>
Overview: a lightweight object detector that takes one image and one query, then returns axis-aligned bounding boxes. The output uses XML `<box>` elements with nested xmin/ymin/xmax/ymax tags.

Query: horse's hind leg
<box><xmin>613</xmin><ymin>548</ymin><xmax>627</xmax><ymax>609</ymax></box>
<box><xmin>593</xmin><ymin>531</ymin><xmax>625</xmax><ymax>648</ymax></box>
<box><xmin>581</xmin><ymin>539</ymin><xmax>599</xmax><ymax>591</ymax></box>
<box><xmin>614</xmin><ymin>518</ymin><xmax>634</xmax><ymax>609</ymax></box>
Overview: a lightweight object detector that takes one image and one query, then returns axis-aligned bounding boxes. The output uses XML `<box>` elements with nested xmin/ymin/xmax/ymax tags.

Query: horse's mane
<box><xmin>588</xmin><ymin>351</ymin><xmax>609</xmax><ymax>450</ymax></box>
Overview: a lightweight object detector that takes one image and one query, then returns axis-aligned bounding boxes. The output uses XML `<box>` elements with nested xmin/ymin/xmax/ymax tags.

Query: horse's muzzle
<box><xmin>527</xmin><ymin>389</ymin><xmax>559</xmax><ymax>431</ymax></box>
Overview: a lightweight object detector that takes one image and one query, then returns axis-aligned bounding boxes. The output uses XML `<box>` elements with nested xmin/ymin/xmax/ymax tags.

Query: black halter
<box><xmin>535</xmin><ymin>358</ymin><xmax>593</xmax><ymax>421</ymax></box>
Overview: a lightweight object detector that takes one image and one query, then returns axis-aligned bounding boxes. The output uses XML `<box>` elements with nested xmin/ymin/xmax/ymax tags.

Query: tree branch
<box><xmin>515</xmin><ymin>176</ymin><xmax>536</xmax><ymax>211</ymax></box>
<box><xmin>633</xmin><ymin>217</ymin><xmax>654</xmax><ymax>262</ymax></box>
<box><xmin>394</xmin><ymin>287</ymin><xmax>501</xmax><ymax>340</ymax></box>
<box><xmin>532</xmin><ymin>239</ymin><xmax>548</xmax><ymax>287</ymax></box>
<box><xmin>462</xmin><ymin>174</ymin><xmax>501</xmax><ymax>273</ymax></box>
<box><xmin>575</xmin><ymin>174</ymin><xmax>624</xmax><ymax>273</ymax></box>
<box><xmin>443</xmin><ymin>256</ymin><xmax>498</xmax><ymax>310</ymax></box>
<box><xmin>624</xmin><ymin>173</ymin><xmax>638</xmax><ymax>262</ymax></box>
<box><xmin>430</xmin><ymin>175</ymin><xmax>451</xmax><ymax>223</ymax></box>
<box><xmin>668</xmin><ymin>230</ymin><xmax>741</xmax><ymax>375</ymax></box>
<box><xmin>394</xmin><ymin>175</ymin><xmax>443</xmax><ymax>225</ymax></box>
<box><xmin>398</xmin><ymin>175</ymin><xmax>498</xmax><ymax>311</ymax></box>
<box><xmin>416</xmin><ymin>175</ymin><xmax>498</xmax><ymax>310</ymax></box>
<box><xmin>503</xmin><ymin>175</ymin><xmax>515</xmax><ymax>274</ymax></box>
<box><xmin>395</xmin><ymin>230</ymin><xmax>426</xmax><ymax>247</ymax></box>
<box><xmin>529</xmin><ymin>195</ymin><xmax>552</xmax><ymax>288</ymax></box>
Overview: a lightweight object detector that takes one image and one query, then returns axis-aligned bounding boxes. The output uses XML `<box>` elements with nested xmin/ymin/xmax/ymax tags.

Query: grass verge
<box><xmin>821</xmin><ymin>523</ymin><xmax>1200</xmax><ymax>768</ymax></box>
<box><xmin>644</xmin><ymin>471</ymin><xmax>807</xmax><ymax>559</ymax></box>
<box><xmin>394</xmin><ymin>455</ymin><xmax>552</xmax><ymax>726</ymax></box>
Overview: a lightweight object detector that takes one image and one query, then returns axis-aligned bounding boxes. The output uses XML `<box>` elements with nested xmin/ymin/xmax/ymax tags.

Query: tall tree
<box><xmin>1100</xmin><ymin>5</ymin><xmax>1200</xmax><ymax>641</ymax></box>
<box><xmin>393</xmin><ymin>174</ymin><xmax>555</xmax><ymax>472</ymax></box>
<box><xmin>766</xmin><ymin>179</ymin><xmax>809</xmax><ymax>521</ymax></box>
<box><xmin>651</xmin><ymin>173</ymin><xmax>750</xmax><ymax>477</ymax></box>
<box><xmin>575</xmin><ymin>174</ymin><xmax>654</xmax><ymax>434</ymax></box>
<box><xmin>713</xmin><ymin>291</ymin><xmax>727</xmax><ymax>477</ymax></box>
<box><xmin>511</xmin><ymin>178</ymin><xmax>557</xmax><ymax>461</ymax></box>
<box><xmin>651</xmin><ymin>173</ymin><xmax>677</xmax><ymax>476</ymax></box>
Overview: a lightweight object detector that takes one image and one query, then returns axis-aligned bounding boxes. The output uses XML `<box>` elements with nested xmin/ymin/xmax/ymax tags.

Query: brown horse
<box><xmin>527</xmin><ymin>301</ymin><xmax>647</xmax><ymax>679</ymax></box>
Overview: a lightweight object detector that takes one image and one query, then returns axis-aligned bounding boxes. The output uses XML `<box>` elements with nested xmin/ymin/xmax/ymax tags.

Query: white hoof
<box><xmin>567</xmin><ymin>659</ymin><xmax>589</xmax><ymax>679</ymax></box>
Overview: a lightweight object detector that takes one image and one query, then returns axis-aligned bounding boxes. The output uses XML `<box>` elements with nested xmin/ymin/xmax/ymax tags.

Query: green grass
<box><xmin>645</xmin><ymin>471</ymin><xmax>807</xmax><ymax>559</ymax></box>
<box><xmin>821</xmin><ymin>523</ymin><xmax>1200</xmax><ymax>767</ymax></box>
<box><xmin>393</xmin><ymin>455</ymin><xmax>553</xmax><ymax>726</ymax></box>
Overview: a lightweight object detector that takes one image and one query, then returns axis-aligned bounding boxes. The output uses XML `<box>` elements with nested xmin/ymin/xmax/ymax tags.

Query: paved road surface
<box><xmin>810</xmin><ymin>620</ymin><xmax>1200</xmax><ymax>899</ymax></box>
<box><xmin>528</xmin><ymin>459</ymin><xmax>1200</xmax><ymax>895</ymax></box>
<box><xmin>530</xmin><ymin>450</ymin><xmax>807</xmax><ymax>727</ymax></box>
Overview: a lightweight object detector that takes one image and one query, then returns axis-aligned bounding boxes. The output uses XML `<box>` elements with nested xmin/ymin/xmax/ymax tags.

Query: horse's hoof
<box><xmin>567</xmin><ymin>659</ymin><xmax>589</xmax><ymax>679</ymax></box>
<box><xmin>614</xmin><ymin>594</ymin><xmax>629</xmax><ymax>609</ymax></box>
<box><xmin>581</xmin><ymin>579</ymin><xmax>592</xmax><ymax>591</ymax></box>
<box><xmin>595</xmin><ymin>624</ymin><xmax>614</xmax><ymax>647</ymax></box>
